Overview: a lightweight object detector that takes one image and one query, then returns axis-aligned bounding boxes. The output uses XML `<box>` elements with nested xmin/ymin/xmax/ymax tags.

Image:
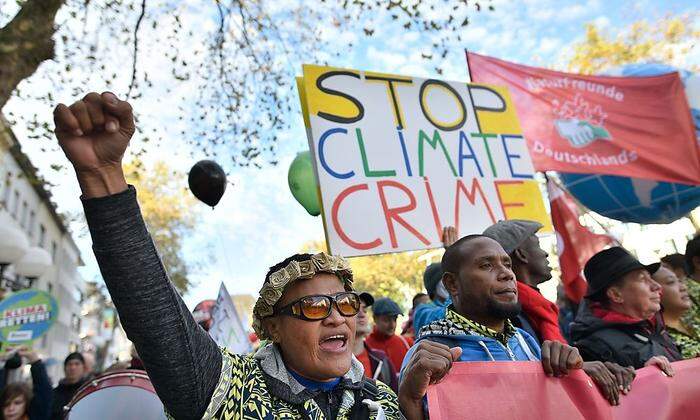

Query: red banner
<box><xmin>466</xmin><ymin>52</ymin><xmax>700</xmax><ymax>185</ymax></box>
<box><xmin>427</xmin><ymin>360</ymin><xmax>700</xmax><ymax>420</ymax></box>
<box><xmin>548</xmin><ymin>180</ymin><xmax>613</xmax><ymax>303</ymax></box>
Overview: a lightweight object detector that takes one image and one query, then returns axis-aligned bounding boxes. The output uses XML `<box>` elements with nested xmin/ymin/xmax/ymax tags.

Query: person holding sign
<box><xmin>399</xmin><ymin>235</ymin><xmax>583</xmax><ymax>419</ymax></box>
<box><xmin>51</xmin><ymin>92</ymin><xmax>438</xmax><ymax>419</ymax></box>
<box><xmin>0</xmin><ymin>347</ymin><xmax>52</xmax><ymax>420</ymax></box>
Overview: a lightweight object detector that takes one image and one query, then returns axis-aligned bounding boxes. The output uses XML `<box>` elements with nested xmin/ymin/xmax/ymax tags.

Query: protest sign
<box><xmin>427</xmin><ymin>360</ymin><xmax>700</xmax><ymax>420</ymax></box>
<box><xmin>0</xmin><ymin>289</ymin><xmax>58</xmax><ymax>348</ymax></box>
<box><xmin>467</xmin><ymin>52</ymin><xmax>700</xmax><ymax>185</ymax></box>
<box><xmin>209</xmin><ymin>283</ymin><xmax>252</xmax><ymax>355</ymax></box>
<box><xmin>298</xmin><ymin>65</ymin><xmax>551</xmax><ymax>257</ymax></box>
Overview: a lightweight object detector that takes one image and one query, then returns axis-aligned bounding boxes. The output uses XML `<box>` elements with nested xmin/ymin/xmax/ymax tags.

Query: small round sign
<box><xmin>0</xmin><ymin>289</ymin><xmax>58</xmax><ymax>346</ymax></box>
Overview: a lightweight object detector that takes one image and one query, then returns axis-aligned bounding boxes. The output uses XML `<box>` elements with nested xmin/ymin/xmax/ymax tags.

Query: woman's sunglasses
<box><xmin>273</xmin><ymin>292</ymin><xmax>360</xmax><ymax>321</ymax></box>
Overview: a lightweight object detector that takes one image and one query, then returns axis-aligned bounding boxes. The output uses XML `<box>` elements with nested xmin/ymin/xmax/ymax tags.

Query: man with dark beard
<box><xmin>484</xmin><ymin>220</ymin><xmax>636</xmax><ymax>406</ymax></box>
<box><xmin>398</xmin><ymin>235</ymin><xmax>582</xmax><ymax>419</ymax></box>
<box><xmin>400</xmin><ymin>234</ymin><xmax>581</xmax><ymax>368</ymax></box>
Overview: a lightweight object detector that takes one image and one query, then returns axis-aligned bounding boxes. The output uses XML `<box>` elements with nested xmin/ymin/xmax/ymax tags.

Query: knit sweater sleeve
<box><xmin>82</xmin><ymin>186</ymin><xmax>221</xmax><ymax>420</ymax></box>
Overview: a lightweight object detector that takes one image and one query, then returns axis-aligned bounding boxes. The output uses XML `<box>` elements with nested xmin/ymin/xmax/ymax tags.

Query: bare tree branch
<box><xmin>127</xmin><ymin>0</ymin><xmax>147</xmax><ymax>98</ymax></box>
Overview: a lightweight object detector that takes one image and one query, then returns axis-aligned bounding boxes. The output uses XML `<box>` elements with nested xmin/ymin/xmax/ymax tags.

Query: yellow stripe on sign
<box><xmin>302</xmin><ymin>64</ymin><xmax>364</xmax><ymax>124</ymax></box>
<box><xmin>296</xmin><ymin>77</ymin><xmax>311</xmax><ymax>129</ymax></box>
<box><xmin>471</xmin><ymin>84</ymin><xmax>522</xmax><ymax>135</ymax></box>
<box><xmin>495</xmin><ymin>179</ymin><xmax>553</xmax><ymax>232</ymax></box>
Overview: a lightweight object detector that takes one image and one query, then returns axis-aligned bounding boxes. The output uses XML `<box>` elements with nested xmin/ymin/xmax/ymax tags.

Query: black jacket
<box><xmin>51</xmin><ymin>377</ymin><xmax>87</xmax><ymax>420</ymax></box>
<box><xmin>570</xmin><ymin>300</ymin><xmax>681</xmax><ymax>369</ymax></box>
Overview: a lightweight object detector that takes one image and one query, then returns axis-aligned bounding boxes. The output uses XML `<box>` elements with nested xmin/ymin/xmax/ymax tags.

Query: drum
<box><xmin>64</xmin><ymin>369</ymin><xmax>167</xmax><ymax>420</ymax></box>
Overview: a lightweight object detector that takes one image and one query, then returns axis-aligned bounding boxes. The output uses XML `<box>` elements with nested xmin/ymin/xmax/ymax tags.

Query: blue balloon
<box><xmin>560</xmin><ymin>63</ymin><xmax>700</xmax><ymax>224</ymax></box>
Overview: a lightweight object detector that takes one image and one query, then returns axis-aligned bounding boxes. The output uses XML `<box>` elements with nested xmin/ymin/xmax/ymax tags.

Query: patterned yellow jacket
<box><xmin>200</xmin><ymin>345</ymin><xmax>401</xmax><ymax>420</ymax></box>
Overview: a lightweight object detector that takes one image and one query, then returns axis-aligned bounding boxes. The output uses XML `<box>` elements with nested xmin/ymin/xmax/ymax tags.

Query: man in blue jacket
<box><xmin>399</xmin><ymin>235</ymin><xmax>583</xmax><ymax>420</ymax></box>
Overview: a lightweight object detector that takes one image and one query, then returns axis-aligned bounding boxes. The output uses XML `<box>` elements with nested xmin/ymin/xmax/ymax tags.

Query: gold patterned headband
<box><xmin>252</xmin><ymin>252</ymin><xmax>353</xmax><ymax>340</ymax></box>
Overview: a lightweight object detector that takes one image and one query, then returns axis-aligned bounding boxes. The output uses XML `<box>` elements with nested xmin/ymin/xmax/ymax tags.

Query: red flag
<box><xmin>466</xmin><ymin>51</ymin><xmax>700</xmax><ymax>185</ymax></box>
<box><xmin>427</xmin><ymin>360</ymin><xmax>700</xmax><ymax>420</ymax></box>
<box><xmin>548</xmin><ymin>180</ymin><xmax>612</xmax><ymax>303</ymax></box>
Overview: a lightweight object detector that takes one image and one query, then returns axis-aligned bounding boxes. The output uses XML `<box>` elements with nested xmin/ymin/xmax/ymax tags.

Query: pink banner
<box><xmin>427</xmin><ymin>360</ymin><xmax>700</xmax><ymax>420</ymax></box>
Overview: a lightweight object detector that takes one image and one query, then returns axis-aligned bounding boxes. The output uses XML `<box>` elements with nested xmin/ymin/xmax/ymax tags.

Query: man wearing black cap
<box><xmin>571</xmin><ymin>247</ymin><xmax>681</xmax><ymax>374</ymax></box>
<box><xmin>366</xmin><ymin>297</ymin><xmax>413</xmax><ymax>377</ymax></box>
<box><xmin>353</xmin><ymin>292</ymin><xmax>399</xmax><ymax>391</ymax></box>
<box><xmin>51</xmin><ymin>352</ymin><xmax>88</xmax><ymax>420</ymax></box>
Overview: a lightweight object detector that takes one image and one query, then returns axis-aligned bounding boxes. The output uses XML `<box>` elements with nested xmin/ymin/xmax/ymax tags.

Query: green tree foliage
<box><xmin>567</xmin><ymin>15</ymin><xmax>699</xmax><ymax>74</ymax></box>
<box><xmin>301</xmin><ymin>240</ymin><xmax>432</xmax><ymax>310</ymax></box>
<box><xmin>123</xmin><ymin>158</ymin><xmax>197</xmax><ymax>294</ymax></box>
<box><xmin>0</xmin><ymin>0</ymin><xmax>493</xmax><ymax>167</ymax></box>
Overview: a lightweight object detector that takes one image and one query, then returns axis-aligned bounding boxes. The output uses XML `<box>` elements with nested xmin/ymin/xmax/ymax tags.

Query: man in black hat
<box><xmin>353</xmin><ymin>292</ymin><xmax>399</xmax><ymax>391</ymax></box>
<box><xmin>571</xmin><ymin>247</ymin><xmax>681</xmax><ymax>374</ymax></box>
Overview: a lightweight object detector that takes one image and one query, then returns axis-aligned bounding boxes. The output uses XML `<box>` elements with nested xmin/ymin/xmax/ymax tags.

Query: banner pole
<box><xmin>546</xmin><ymin>172</ymin><xmax>620</xmax><ymax>246</ymax></box>
<box><xmin>465</xmin><ymin>49</ymin><xmax>473</xmax><ymax>82</ymax></box>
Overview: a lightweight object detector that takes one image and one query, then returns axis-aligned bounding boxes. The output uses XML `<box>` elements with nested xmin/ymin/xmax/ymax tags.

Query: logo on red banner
<box><xmin>467</xmin><ymin>52</ymin><xmax>700</xmax><ymax>185</ymax></box>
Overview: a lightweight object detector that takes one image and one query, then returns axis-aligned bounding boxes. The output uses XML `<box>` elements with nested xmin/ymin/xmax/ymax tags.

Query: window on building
<box><xmin>12</xmin><ymin>190</ymin><xmax>19</xmax><ymax>218</ymax></box>
<box><xmin>71</xmin><ymin>285</ymin><xmax>82</xmax><ymax>303</ymax></box>
<box><xmin>1</xmin><ymin>174</ymin><xmax>10</xmax><ymax>208</ymax></box>
<box><xmin>47</xmin><ymin>283</ymin><xmax>53</xmax><ymax>294</ymax></box>
<box><xmin>28</xmin><ymin>210</ymin><xmax>36</xmax><ymax>238</ymax></box>
<box><xmin>71</xmin><ymin>313</ymin><xmax>80</xmax><ymax>331</ymax></box>
<box><xmin>51</xmin><ymin>241</ymin><xmax>58</xmax><ymax>261</ymax></box>
<box><xmin>20</xmin><ymin>200</ymin><xmax>28</xmax><ymax>228</ymax></box>
<box><xmin>39</xmin><ymin>225</ymin><xmax>46</xmax><ymax>248</ymax></box>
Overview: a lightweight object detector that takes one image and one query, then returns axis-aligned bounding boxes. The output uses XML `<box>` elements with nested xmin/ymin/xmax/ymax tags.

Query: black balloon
<box><xmin>188</xmin><ymin>160</ymin><xmax>227</xmax><ymax>207</ymax></box>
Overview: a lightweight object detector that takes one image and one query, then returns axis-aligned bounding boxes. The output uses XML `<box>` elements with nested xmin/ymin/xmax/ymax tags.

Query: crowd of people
<box><xmin>0</xmin><ymin>348</ymin><xmax>94</xmax><ymax>420</ymax></box>
<box><xmin>1</xmin><ymin>91</ymin><xmax>699</xmax><ymax>419</ymax></box>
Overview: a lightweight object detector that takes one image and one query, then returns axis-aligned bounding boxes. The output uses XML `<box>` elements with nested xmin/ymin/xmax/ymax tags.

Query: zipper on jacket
<box><xmin>498</xmin><ymin>341</ymin><xmax>517</xmax><ymax>360</ymax></box>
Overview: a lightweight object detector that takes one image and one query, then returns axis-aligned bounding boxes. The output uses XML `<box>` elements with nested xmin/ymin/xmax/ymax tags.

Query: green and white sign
<box><xmin>0</xmin><ymin>289</ymin><xmax>58</xmax><ymax>346</ymax></box>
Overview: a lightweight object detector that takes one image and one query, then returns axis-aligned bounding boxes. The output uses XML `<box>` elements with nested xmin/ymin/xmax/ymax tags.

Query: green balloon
<box><xmin>288</xmin><ymin>151</ymin><xmax>321</xmax><ymax>216</ymax></box>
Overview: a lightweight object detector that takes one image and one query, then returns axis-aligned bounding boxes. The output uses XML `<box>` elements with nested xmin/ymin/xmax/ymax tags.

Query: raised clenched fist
<box><xmin>53</xmin><ymin>92</ymin><xmax>134</xmax><ymax>197</ymax></box>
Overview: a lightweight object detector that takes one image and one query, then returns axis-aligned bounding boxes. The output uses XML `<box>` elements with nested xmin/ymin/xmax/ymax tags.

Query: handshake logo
<box><xmin>551</xmin><ymin>94</ymin><xmax>612</xmax><ymax>148</ymax></box>
<box><xmin>554</xmin><ymin>119</ymin><xmax>612</xmax><ymax>148</ymax></box>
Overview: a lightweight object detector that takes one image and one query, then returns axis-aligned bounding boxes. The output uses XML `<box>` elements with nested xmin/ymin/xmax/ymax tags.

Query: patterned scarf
<box><xmin>418</xmin><ymin>306</ymin><xmax>516</xmax><ymax>346</ymax></box>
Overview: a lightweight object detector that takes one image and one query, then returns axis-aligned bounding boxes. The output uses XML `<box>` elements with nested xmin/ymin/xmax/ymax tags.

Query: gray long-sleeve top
<box><xmin>83</xmin><ymin>186</ymin><xmax>221</xmax><ymax>419</ymax></box>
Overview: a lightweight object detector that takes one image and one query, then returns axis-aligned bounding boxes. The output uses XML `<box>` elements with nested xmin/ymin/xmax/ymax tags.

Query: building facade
<box><xmin>0</xmin><ymin>119</ymin><xmax>85</xmax><ymax>383</ymax></box>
